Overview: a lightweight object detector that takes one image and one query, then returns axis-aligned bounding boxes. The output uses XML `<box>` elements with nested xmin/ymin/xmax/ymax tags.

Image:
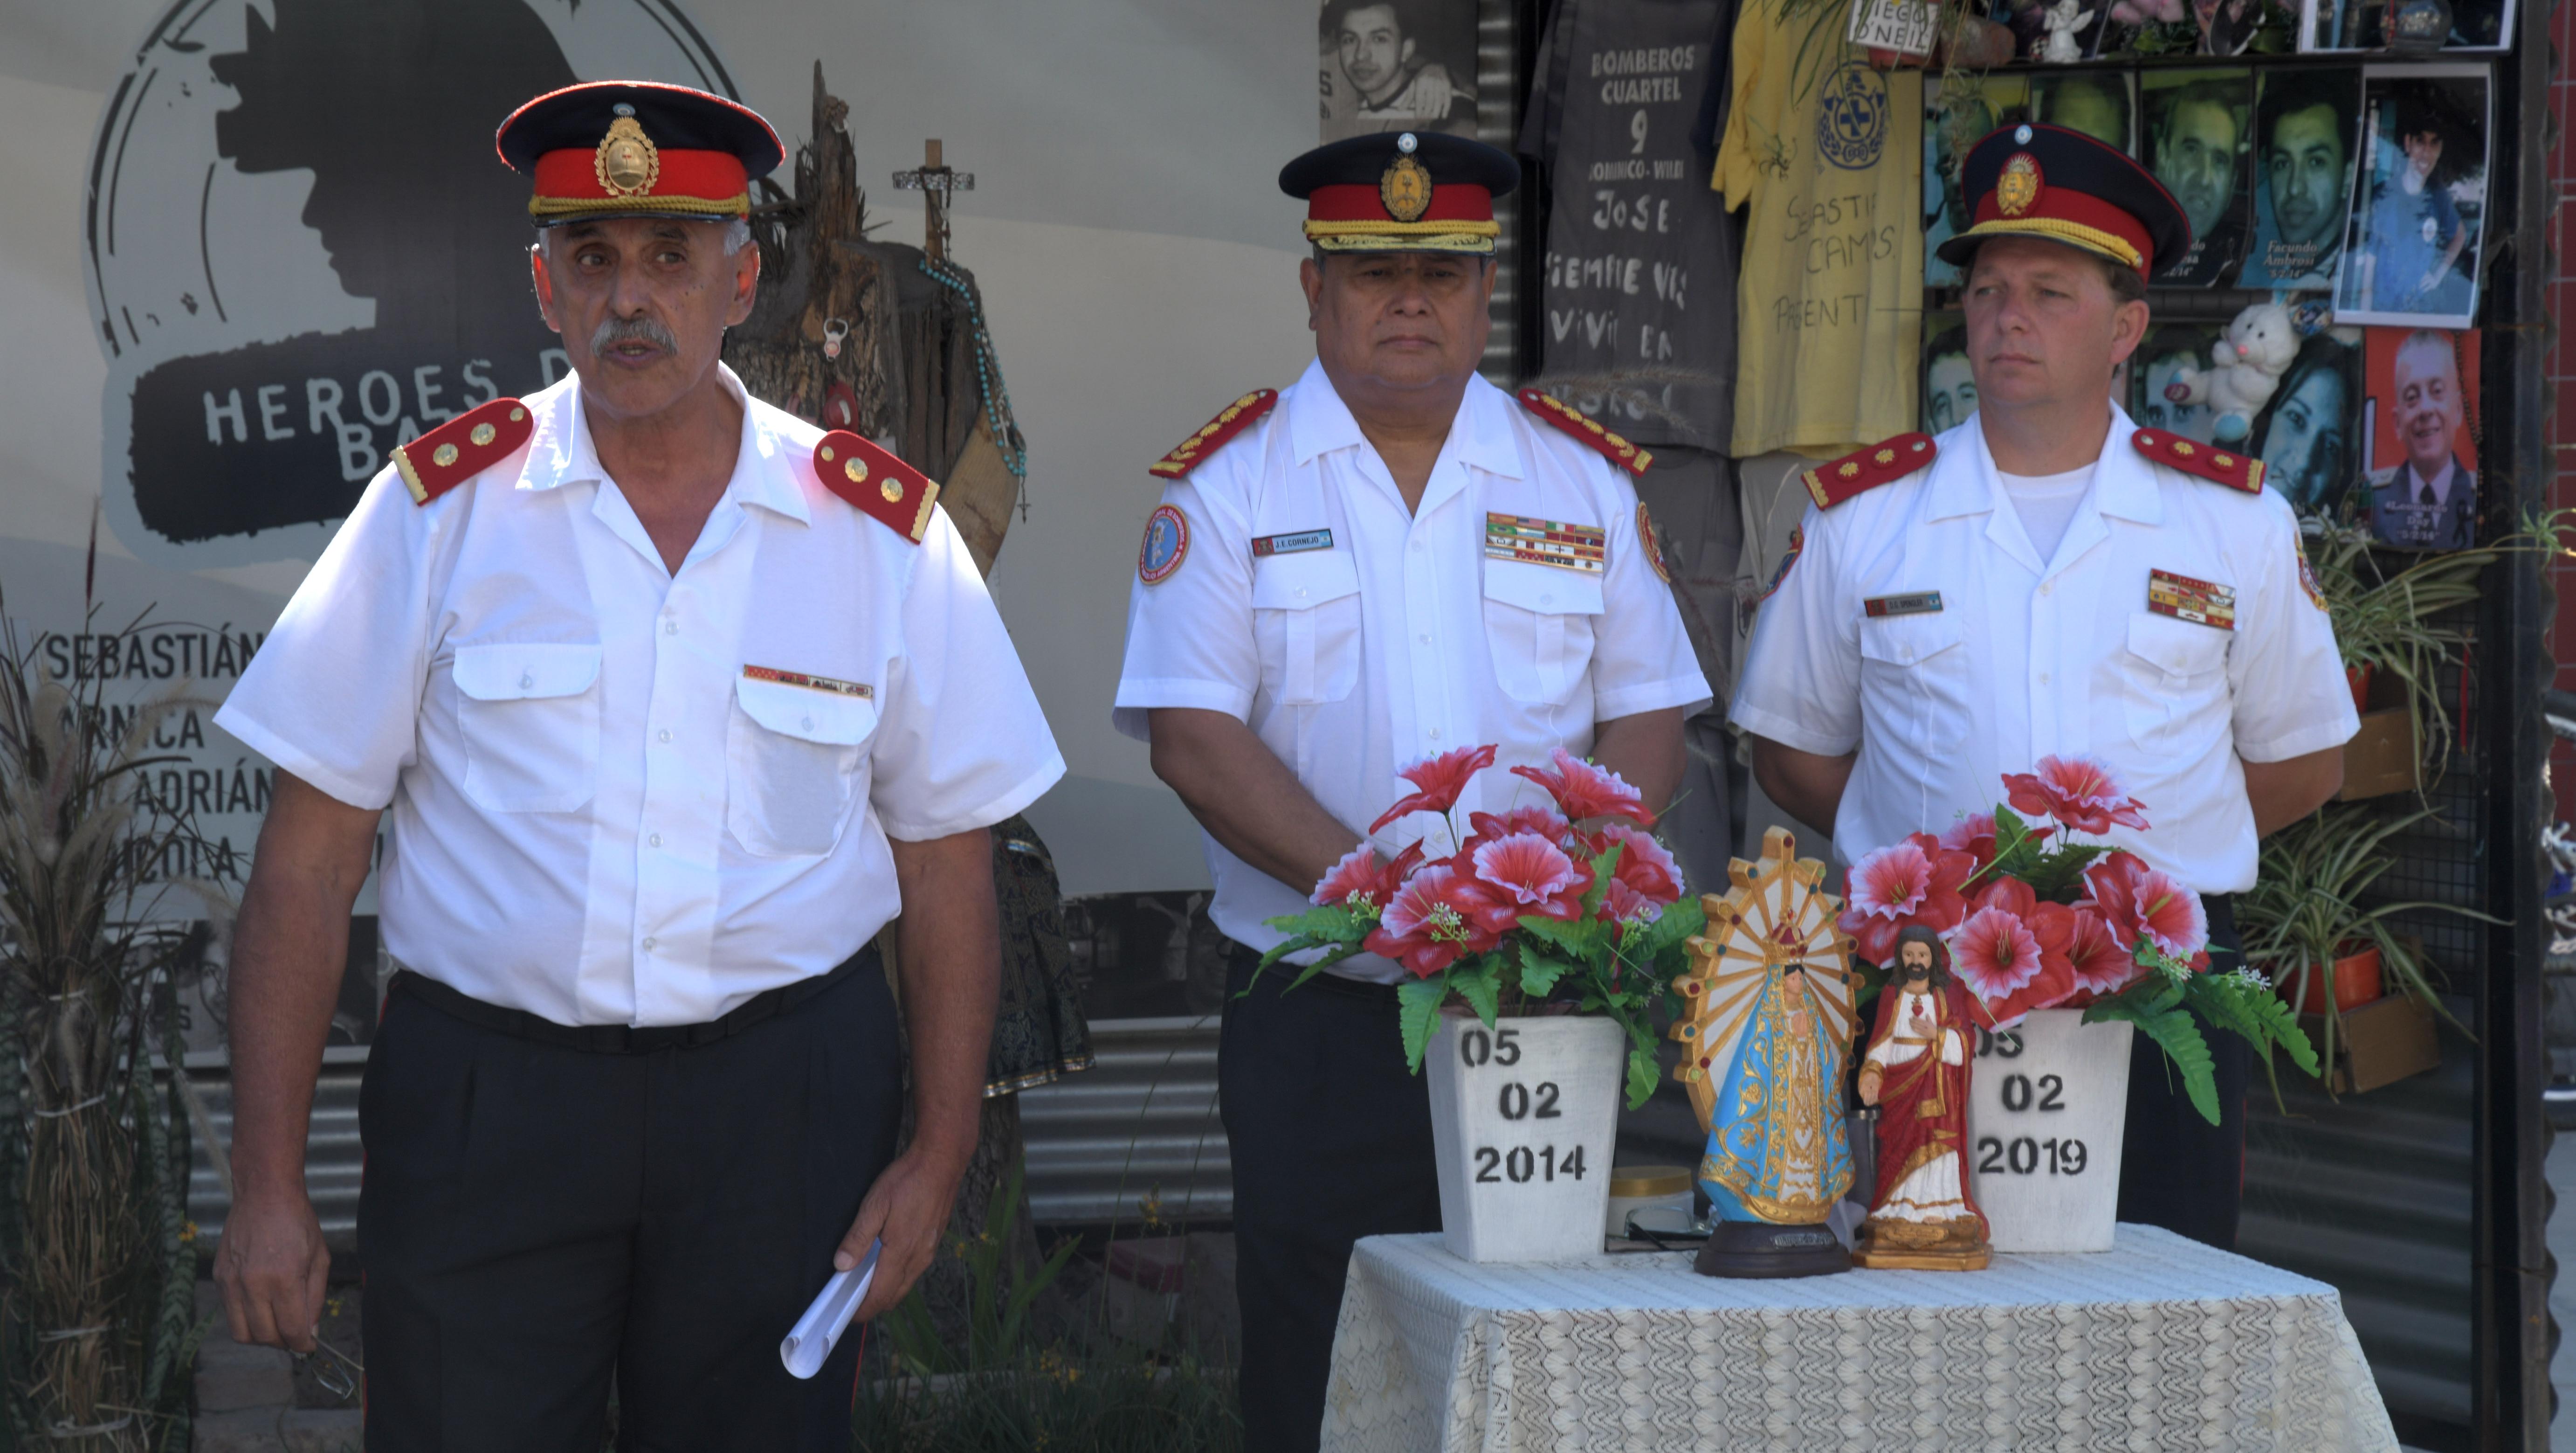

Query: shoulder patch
<box><xmin>2132</xmin><ymin>429</ymin><xmax>2265</xmax><ymax>493</ymax></box>
<box><xmin>1138</xmin><ymin>505</ymin><xmax>1189</xmax><ymax>584</ymax></box>
<box><xmin>392</xmin><ymin>397</ymin><xmax>532</xmax><ymax>505</ymax></box>
<box><xmin>1515</xmin><ymin>389</ymin><xmax>1651</xmax><ymax>476</ymax></box>
<box><xmin>1800</xmin><ymin>434</ymin><xmax>1934</xmax><ymax>510</ymax></box>
<box><xmin>1150</xmin><ymin>390</ymin><xmax>1277</xmax><ymax>479</ymax></box>
<box><xmin>814</xmin><ymin>431</ymin><xmax>941</xmax><ymax>543</ymax></box>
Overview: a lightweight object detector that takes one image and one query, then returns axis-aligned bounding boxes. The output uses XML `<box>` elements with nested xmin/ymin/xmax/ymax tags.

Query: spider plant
<box><xmin>2236</xmin><ymin>802</ymin><xmax>2490</xmax><ymax>1080</ymax></box>
<box><xmin>0</xmin><ymin>587</ymin><xmax>228</xmax><ymax>1452</ymax></box>
<box><xmin>2298</xmin><ymin>517</ymin><xmax>2492</xmax><ymax>782</ymax></box>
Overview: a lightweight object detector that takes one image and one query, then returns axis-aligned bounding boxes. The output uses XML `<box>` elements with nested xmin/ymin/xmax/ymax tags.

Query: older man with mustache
<box><xmin>210</xmin><ymin>82</ymin><xmax>1061</xmax><ymax>1449</ymax></box>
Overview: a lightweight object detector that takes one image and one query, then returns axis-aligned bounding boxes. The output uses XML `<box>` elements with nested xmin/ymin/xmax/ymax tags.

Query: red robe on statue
<box><xmin>1863</xmin><ymin>978</ymin><xmax>1988</xmax><ymax>1232</ymax></box>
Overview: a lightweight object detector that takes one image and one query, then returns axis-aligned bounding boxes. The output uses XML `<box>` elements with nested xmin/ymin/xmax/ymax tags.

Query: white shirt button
<box><xmin>641</xmin><ymin>936</ymin><xmax>657</xmax><ymax>952</ymax></box>
<box><xmin>1428</xmin><ymin>727</ymin><xmax>1442</xmax><ymax>740</ymax></box>
<box><xmin>1541</xmin><ymin>594</ymin><xmax>1555</xmax><ymax>607</ymax></box>
<box><xmin>801</xmin><ymin>715</ymin><xmax>816</xmax><ymax>731</ymax></box>
<box><xmin>1419</xmin><ymin>632</ymin><xmax>1432</xmax><ymax>644</ymax></box>
<box><xmin>658</xmin><ymin>728</ymin><xmax>672</xmax><ymax>743</ymax></box>
<box><xmin>664</xmin><ymin>621</ymin><xmax>678</xmax><ymax>636</ymax></box>
<box><xmin>519</xmin><ymin>672</ymin><xmax>534</xmax><ymax>689</ymax></box>
<box><xmin>2040</xmin><ymin>582</ymin><xmax>2054</xmax><ymax>597</ymax></box>
<box><xmin>2037</xmin><ymin>671</ymin><xmax>2052</xmax><ymax>685</ymax></box>
<box><xmin>649</xmin><ymin>833</ymin><xmax>663</xmax><ymax>848</ymax></box>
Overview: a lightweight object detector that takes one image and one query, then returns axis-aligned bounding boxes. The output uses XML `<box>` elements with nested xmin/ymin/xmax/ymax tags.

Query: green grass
<box><xmin>850</xmin><ymin>1352</ymin><xmax>1242</xmax><ymax>1453</ymax></box>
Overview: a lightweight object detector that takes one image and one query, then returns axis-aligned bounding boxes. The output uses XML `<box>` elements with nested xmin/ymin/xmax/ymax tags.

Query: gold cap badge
<box><xmin>595</xmin><ymin>115</ymin><xmax>661</xmax><ymax>198</ymax></box>
<box><xmin>1997</xmin><ymin>152</ymin><xmax>2041</xmax><ymax>218</ymax></box>
<box><xmin>1380</xmin><ymin>154</ymin><xmax>1432</xmax><ymax>223</ymax></box>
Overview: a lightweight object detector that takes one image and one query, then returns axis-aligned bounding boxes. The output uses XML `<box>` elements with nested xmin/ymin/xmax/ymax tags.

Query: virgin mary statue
<box><xmin>1672</xmin><ymin>828</ymin><xmax>1855</xmax><ymax>1248</ymax></box>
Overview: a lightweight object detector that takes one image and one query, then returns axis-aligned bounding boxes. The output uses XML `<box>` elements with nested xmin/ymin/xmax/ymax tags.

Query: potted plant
<box><xmin>2298</xmin><ymin>519</ymin><xmax>2490</xmax><ymax>789</ymax></box>
<box><xmin>1257</xmin><ymin>746</ymin><xmax>1704</xmax><ymax>1263</ymax></box>
<box><xmin>1837</xmin><ymin>755</ymin><xmax>2315</xmax><ymax>1251</ymax></box>
<box><xmin>2235</xmin><ymin>801</ymin><xmax>2487</xmax><ymax>1087</ymax></box>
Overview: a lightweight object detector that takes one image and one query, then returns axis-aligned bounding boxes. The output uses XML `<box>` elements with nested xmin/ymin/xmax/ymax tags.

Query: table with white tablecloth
<box><xmin>1321</xmin><ymin>1225</ymin><xmax>2395</xmax><ymax>1452</ymax></box>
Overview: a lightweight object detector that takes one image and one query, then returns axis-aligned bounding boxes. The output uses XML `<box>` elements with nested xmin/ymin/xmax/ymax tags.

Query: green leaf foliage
<box><xmin>1516</xmin><ymin>913</ymin><xmax>1609</xmax><ymax>966</ymax></box>
<box><xmin>1625</xmin><ymin>1040</ymin><xmax>1662</xmax><ymax>1110</ymax></box>
<box><xmin>1453</xmin><ymin>958</ymin><xmax>1503</xmax><ymax>1028</ymax></box>
<box><xmin>2087</xmin><ymin>984</ymin><xmax>2219</xmax><ymax>1124</ymax></box>
<box><xmin>1515</xmin><ymin>941</ymin><xmax>1573</xmax><ymax>998</ymax></box>
<box><xmin>1622</xmin><ymin>895</ymin><xmax>1706</xmax><ymax>965</ymax></box>
<box><xmin>1397</xmin><ymin>977</ymin><xmax>1451</xmax><ymax>1074</ymax></box>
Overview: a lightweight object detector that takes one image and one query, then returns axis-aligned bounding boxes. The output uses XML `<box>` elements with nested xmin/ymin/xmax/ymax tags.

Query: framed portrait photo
<box><xmin>2248</xmin><ymin>327</ymin><xmax>2365</xmax><ymax>519</ymax></box>
<box><xmin>1925</xmin><ymin>75</ymin><xmax>2032</xmax><ymax>288</ymax></box>
<box><xmin>2240</xmin><ymin>67</ymin><xmax>2360</xmax><ymax>291</ymax></box>
<box><xmin>2330</xmin><ymin>63</ymin><xmax>2489</xmax><ymax>329</ymax></box>
<box><xmin>1922</xmin><ymin>311</ymin><xmax>1972</xmax><ymax>435</ymax></box>
<box><xmin>2357</xmin><ymin>325</ymin><xmax>2481</xmax><ymax>550</ymax></box>
<box><xmin>1319</xmin><ymin>0</ymin><xmax>1481</xmax><ymax>142</ymax></box>
<box><xmin>2142</xmin><ymin>69</ymin><xmax>2253</xmax><ymax>287</ymax></box>
<box><xmin>2299</xmin><ymin>0</ymin><xmax>2514</xmax><ymax>50</ymax></box>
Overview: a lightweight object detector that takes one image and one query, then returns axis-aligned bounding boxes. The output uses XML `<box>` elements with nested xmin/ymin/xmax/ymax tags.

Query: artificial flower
<box><xmin>1309</xmin><ymin>841</ymin><xmax>1425</xmax><ymax>908</ymax></box>
<box><xmin>1602</xmin><ymin>879</ymin><xmax>1660</xmax><ymax>936</ymax></box>
<box><xmin>1597</xmin><ymin>823</ymin><xmax>1683</xmax><ymax>905</ymax></box>
<box><xmin>1510</xmin><ymin>747</ymin><xmax>1653</xmax><ymax>826</ymax></box>
<box><xmin>1837</xmin><ymin>834</ymin><xmax>1975</xmax><ymax>963</ymax></box>
<box><xmin>2058</xmin><ymin>900</ymin><xmax>2144</xmax><ymax>1000</ymax></box>
<box><xmin>1971</xmin><ymin>874</ymin><xmax>2038</xmax><ymax>919</ymax></box>
<box><xmin>2080</xmin><ymin>851</ymin><xmax>2207</xmax><ymax>961</ymax></box>
<box><xmin>1940</xmin><ymin>810</ymin><xmax>2047</xmax><ymax>872</ymax></box>
<box><xmin>1948</xmin><ymin>906</ymin><xmax>2044</xmax><ymax>1003</ymax></box>
<box><xmin>1980</xmin><ymin>901</ymin><xmax>2082</xmax><ymax>1028</ymax></box>
<box><xmin>1470</xmin><ymin>833</ymin><xmax>1591</xmax><ymax>920</ymax></box>
<box><xmin>2002</xmin><ymin>754</ymin><xmax>2150</xmax><ymax>837</ymax></box>
<box><xmin>1368</xmin><ymin>744</ymin><xmax>1498</xmax><ymax>835</ymax></box>
<box><xmin>1366</xmin><ymin>863</ymin><xmax>1507</xmax><ymax>976</ymax></box>
<box><xmin>1463</xmin><ymin>805</ymin><xmax>1574</xmax><ymax>854</ymax></box>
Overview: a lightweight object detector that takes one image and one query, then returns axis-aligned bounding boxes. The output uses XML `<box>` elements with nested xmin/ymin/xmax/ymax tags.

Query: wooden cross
<box><xmin>891</xmin><ymin>139</ymin><xmax>975</xmax><ymax>263</ymax></box>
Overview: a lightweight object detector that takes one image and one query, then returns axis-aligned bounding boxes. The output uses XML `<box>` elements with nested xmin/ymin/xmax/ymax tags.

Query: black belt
<box><xmin>392</xmin><ymin>943</ymin><xmax>880</xmax><ymax>1054</ymax></box>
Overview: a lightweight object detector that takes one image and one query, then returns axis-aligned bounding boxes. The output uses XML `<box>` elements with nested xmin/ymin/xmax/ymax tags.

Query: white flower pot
<box><xmin>1425</xmin><ymin>1012</ymin><xmax>1624</xmax><ymax>1263</ymax></box>
<box><xmin>1968</xmin><ymin>1007</ymin><xmax>2133</xmax><ymax>1252</ymax></box>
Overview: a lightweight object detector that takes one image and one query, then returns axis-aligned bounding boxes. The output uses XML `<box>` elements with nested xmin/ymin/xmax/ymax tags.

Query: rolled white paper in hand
<box><xmin>780</xmin><ymin>1238</ymin><xmax>881</xmax><ymax>1380</ymax></box>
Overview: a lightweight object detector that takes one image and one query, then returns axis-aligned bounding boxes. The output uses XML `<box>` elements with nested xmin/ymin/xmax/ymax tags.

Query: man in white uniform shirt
<box><xmin>1733</xmin><ymin>125</ymin><xmax>2356</xmax><ymax>1251</ymax></box>
<box><xmin>209</xmin><ymin>83</ymin><xmax>1061</xmax><ymax>1449</ymax></box>
<box><xmin>1113</xmin><ymin>131</ymin><xmax>1706</xmax><ymax>1452</ymax></box>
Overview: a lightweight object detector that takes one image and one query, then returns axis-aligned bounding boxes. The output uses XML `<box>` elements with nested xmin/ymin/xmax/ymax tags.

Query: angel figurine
<box><xmin>2039</xmin><ymin>0</ymin><xmax>2095</xmax><ymax>61</ymax></box>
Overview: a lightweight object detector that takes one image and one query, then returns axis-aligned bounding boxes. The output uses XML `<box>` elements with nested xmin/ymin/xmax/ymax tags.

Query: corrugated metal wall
<box><xmin>1478</xmin><ymin>0</ymin><xmax>1522</xmax><ymax>382</ymax></box>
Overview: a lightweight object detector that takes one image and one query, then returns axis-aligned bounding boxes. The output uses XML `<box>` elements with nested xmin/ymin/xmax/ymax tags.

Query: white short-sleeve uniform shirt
<box><xmin>1729</xmin><ymin>406</ymin><xmax>2358</xmax><ymax>895</ymax></box>
<box><xmin>215</xmin><ymin>367</ymin><xmax>1065</xmax><ymax>1027</ymax></box>
<box><xmin>1113</xmin><ymin>360</ymin><xmax>1711</xmax><ymax>981</ymax></box>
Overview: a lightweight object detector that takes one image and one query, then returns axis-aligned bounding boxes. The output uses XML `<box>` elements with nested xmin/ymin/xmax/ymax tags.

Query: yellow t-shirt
<box><xmin>1712</xmin><ymin>8</ymin><xmax>1922</xmax><ymax>458</ymax></box>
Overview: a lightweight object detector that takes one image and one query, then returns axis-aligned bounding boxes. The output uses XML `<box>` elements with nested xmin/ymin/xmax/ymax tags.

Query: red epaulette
<box><xmin>392</xmin><ymin>398</ymin><xmax>532</xmax><ymax>505</ymax></box>
<box><xmin>2132</xmin><ymin>429</ymin><xmax>2266</xmax><ymax>494</ymax></box>
<box><xmin>1515</xmin><ymin>389</ymin><xmax>1651</xmax><ymax>477</ymax></box>
<box><xmin>1800</xmin><ymin>434</ymin><xmax>1935</xmax><ymax>509</ymax></box>
<box><xmin>813</xmin><ymin>432</ymin><xmax>940</xmax><ymax>543</ymax></box>
<box><xmin>1150</xmin><ymin>390</ymin><xmax>1277</xmax><ymax>479</ymax></box>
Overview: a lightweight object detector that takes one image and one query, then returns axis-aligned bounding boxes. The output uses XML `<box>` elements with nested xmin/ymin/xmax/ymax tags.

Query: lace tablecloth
<box><xmin>1321</xmin><ymin>1225</ymin><xmax>2394</xmax><ymax>1452</ymax></box>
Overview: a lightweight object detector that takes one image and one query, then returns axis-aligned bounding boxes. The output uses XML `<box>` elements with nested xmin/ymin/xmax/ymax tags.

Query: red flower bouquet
<box><xmin>1840</xmin><ymin>754</ymin><xmax>2316</xmax><ymax>1123</ymax></box>
<box><xmin>1261</xmin><ymin>746</ymin><xmax>1703</xmax><ymax>1108</ymax></box>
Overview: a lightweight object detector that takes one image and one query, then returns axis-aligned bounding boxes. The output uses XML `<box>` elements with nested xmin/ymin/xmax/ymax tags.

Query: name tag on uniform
<box><xmin>743</xmin><ymin>664</ymin><xmax>873</xmax><ymax>698</ymax></box>
<box><xmin>2146</xmin><ymin>570</ymin><xmax>2235</xmax><ymax>630</ymax></box>
<box><xmin>1251</xmin><ymin>528</ymin><xmax>1334</xmax><ymax>558</ymax></box>
<box><xmin>1863</xmin><ymin>591</ymin><xmax>1943</xmax><ymax>618</ymax></box>
<box><xmin>1484</xmin><ymin>513</ymin><xmax>1605</xmax><ymax>573</ymax></box>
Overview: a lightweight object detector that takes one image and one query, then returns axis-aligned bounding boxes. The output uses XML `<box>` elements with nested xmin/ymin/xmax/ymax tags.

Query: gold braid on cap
<box><xmin>1957</xmin><ymin>217</ymin><xmax>2142</xmax><ymax>270</ymax></box>
<box><xmin>1303</xmin><ymin>219</ymin><xmax>1502</xmax><ymax>254</ymax></box>
<box><xmin>528</xmin><ymin>191</ymin><xmax>752</xmax><ymax>220</ymax></box>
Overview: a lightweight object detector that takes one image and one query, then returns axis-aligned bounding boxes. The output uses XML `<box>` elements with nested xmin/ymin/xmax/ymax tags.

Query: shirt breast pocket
<box><xmin>726</xmin><ymin>674</ymin><xmax>876</xmax><ymax>858</ymax></box>
<box><xmin>2121</xmin><ymin>612</ymin><xmax>2231</xmax><ymax>760</ymax></box>
<box><xmin>450</xmin><ymin>643</ymin><xmax>602</xmax><ymax>813</ymax></box>
<box><xmin>1856</xmin><ymin>614</ymin><xmax>1969</xmax><ymax>739</ymax></box>
<box><xmin>1481</xmin><ymin>561</ymin><xmax>1604</xmax><ymax>705</ymax></box>
<box><xmin>1251</xmin><ymin>554</ymin><xmax>1363</xmax><ymax>706</ymax></box>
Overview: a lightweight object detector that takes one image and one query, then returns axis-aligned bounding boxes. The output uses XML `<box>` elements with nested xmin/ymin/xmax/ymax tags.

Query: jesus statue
<box><xmin>1853</xmin><ymin>925</ymin><xmax>1993</xmax><ymax>1270</ymax></box>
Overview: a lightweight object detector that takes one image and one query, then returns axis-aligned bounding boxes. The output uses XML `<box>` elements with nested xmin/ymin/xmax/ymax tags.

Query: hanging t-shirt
<box><xmin>1711</xmin><ymin>9</ymin><xmax>1922</xmax><ymax>457</ymax></box>
<box><xmin>1518</xmin><ymin>0</ymin><xmax>1742</xmax><ymax>450</ymax></box>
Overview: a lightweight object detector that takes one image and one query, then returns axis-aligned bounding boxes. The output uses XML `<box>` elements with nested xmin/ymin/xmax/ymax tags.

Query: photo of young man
<box><xmin>1318</xmin><ymin>0</ymin><xmax>1478</xmax><ymax>141</ymax></box>
<box><xmin>2335</xmin><ymin>65</ymin><xmax>2487</xmax><ymax>327</ymax></box>
<box><xmin>2144</xmin><ymin>70</ymin><xmax>2253</xmax><ymax>285</ymax></box>
<box><xmin>2243</xmin><ymin>68</ymin><xmax>2361</xmax><ymax>290</ymax></box>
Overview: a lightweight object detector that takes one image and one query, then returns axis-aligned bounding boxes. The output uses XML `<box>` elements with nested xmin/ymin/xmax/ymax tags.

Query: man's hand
<box><xmin>2242</xmin><ymin>745</ymin><xmax>2343</xmax><ymax>837</ymax></box>
<box><xmin>857</xmin><ymin>825</ymin><xmax>1001</xmax><ymax>1323</ymax></box>
<box><xmin>840</xmin><ymin>1140</ymin><xmax>974</xmax><ymax>1322</ymax></box>
<box><xmin>1858</xmin><ymin>1064</ymin><xmax>1883</xmax><ymax>1107</ymax></box>
<box><xmin>1749</xmin><ymin>734</ymin><xmax>1857</xmax><ymax>837</ymax></box>
<box><xmin>216</xmin><ymin>771</ymin><xmax>379</xmax><ymax>1351</ymax></box>
<box><xmin>215</xmin><ymin>1185</ymin><xmax>331</xmax><ymax>1352</ymax></box>
<box><xmin>1148</xmin><ymin>708</ymin><xmax>1359</xmax><ymax>894</ymax></box>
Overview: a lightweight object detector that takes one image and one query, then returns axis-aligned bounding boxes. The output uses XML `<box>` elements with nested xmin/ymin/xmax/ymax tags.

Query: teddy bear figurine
<box><xmin>2162</xmin><ymin>301</ymin><xmax>2299</xmax><ymax>445</ymax></box>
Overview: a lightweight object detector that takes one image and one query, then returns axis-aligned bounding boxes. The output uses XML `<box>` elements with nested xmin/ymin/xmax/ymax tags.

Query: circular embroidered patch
<box><xmin>2295</xmin><ymin>533</ymin><xmax>2328</xmax><ymax>611</ymax></box>
<box><xmin>1138</xmin><ymin>504</ymin><xmax>1190</xmax><ymax>585</ymax></box>
<box><xmin>1639</xmin><ymin>503</ymin><xmax>1673</xmax><ymax>584</ymax></box>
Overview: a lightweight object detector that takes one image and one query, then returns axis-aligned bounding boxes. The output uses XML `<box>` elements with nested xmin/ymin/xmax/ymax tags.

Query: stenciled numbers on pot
<box><xmin>1973</xmin><ymin>1027</ymin><xmax>2089</xmax><ymax>1179</ymax></box>
<box><xmin>1459</xmin><ymin>1026</ymin><xmax>1591</xmax><ymax>1187</ymax></box>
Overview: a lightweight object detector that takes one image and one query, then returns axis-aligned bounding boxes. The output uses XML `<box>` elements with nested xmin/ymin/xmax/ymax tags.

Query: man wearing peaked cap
<box><xmin>211</xmin><ymin>79</ymin><xmax>1063</xmax><ymax>1448</ymax></box>
<box><xmin>1114</xmin><ymin>129</ymin><xmax>1707</xmax><ymax>1452</ymax></box>
<box><xmin>1732</xmin><ymin>123</ymin><xmax>2357</xmax><ymax>1254</ymax></box>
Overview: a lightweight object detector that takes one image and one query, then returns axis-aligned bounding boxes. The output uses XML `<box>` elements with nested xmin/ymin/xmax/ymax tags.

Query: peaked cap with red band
<box><xmin>496</xmin><ymin>81</ymin><xmax>784</xmax><ymax>225</ymax></box>
<box><xmin>1801</xmin><ymin>434</ymin><xmax>1937</xmax><ymax>510</ymax></box>
<box><xmin>1279</xmin><ymin>131</ymin><xmax>1520</xmax><ymax>255</ymax></box>
<box><xmin>1934</xmin><ymin>123</ymin><xmax>2190</xmax><ymax>277</ymax></box>
<box><xmin>813</xmin><ymin>433</ymin><xmax>942</xmax><ymax>543</ymax></box>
